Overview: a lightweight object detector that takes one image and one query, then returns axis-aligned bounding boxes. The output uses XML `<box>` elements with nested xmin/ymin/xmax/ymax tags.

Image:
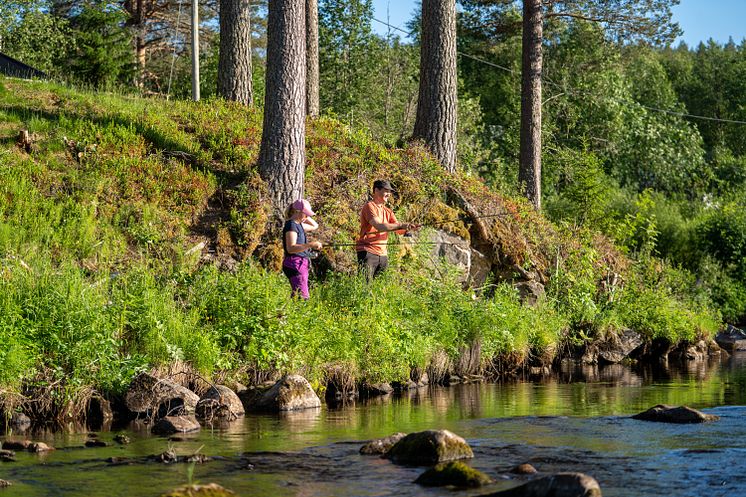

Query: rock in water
<box><xmin>385</xmin><ymin>430</ymin><xmax>474</xmax><ymax>465</ymax></box>
<box><xmin>0</xmin><ymin>449</ymin><xmax>16</xmax><ymax>462</ymax></box>
<box><xmin>480</xmin><ymin>472</ymin><xmax>602</xmax><ymax>497</ymax></box>
<box><xmin>160</xmin><ymin>483</ymin><xmax>236</xmax><ymax>497</ymax></box>
<box><xmin>510</xmin><ymin>463</ymin><xmax>537</xmax><ymax>474</ymax></box>
<box><xmin>28</xmin><ymin>442</ymin><xmax>54</xmax><ymax>453</ymax></box>
<box><xmin>415</xmin><ymin>461</ymin><xmax>492</xmax><ymax>487</ymax></box>
<box><xmin>359</xmin><ymin>433</ymin><xmax>407</xmax><ymax>455</ymax></box>
<box><xmin>151</xmin><ymin>416</ymin><xmax>201</xmax><ymax>435</ymax></box>
<box><xmin>632</xmin><ymin>405</ymin><xmax>718</xmax><ymax>424</ymax></box>
<box><xmin>249</xmin><ymin>375</ymin><xmax>321</xmax><ymax>412</ymax></box>
<box><xmin>125</xmin><ymin>373</ymin><xmax>200</xmax><ymax>418</ymax></box>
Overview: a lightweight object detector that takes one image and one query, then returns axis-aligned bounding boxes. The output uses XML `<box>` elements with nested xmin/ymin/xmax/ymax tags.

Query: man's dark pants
<box><xmin>357</xmin><ymin>251</ymin><xmax>388</xmax><ymax>281</ymax></box>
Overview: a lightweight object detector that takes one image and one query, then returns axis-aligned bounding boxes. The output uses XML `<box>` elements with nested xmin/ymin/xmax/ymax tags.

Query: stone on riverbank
<box><xmin>9</xmin><ymin>412</ymin><xmax>31</xmax><ymax>431</ymax></box>
<box><xmin>415</xmin><ymin>461</ymin><xmax>492</xmax><ymax>487</ymax></box>
<box><xmin>480</xmin><ymin>472</ymin><xmax>602</xmax><ymax>497</ymax></box>
<box><xmin>86</xmin><ymin>394</ymin><xmax>113</xmax><ymax>428</ymax></box>
<box><xmin>151</xmin><ymin>416</ymin><xmax>201</xmax><ymax>435</ymax></box>
<box><xmin>196</xmin><ymin>385</ymin><xmax>245</xmax><ymax>421</ymax></box>
<box><xmin>160</xmin><ymin>483</ymin><xmax>236</xmax><ymax>496</ymax></box>
<box><xmin>715</xmin><ymin>325</ymin><xmax>746</xmax><ymax>352</ymax></box>
<box><xmin>125</xmin><ymin>373</ymin><xmax>200</xmax><ymax>418</ymax></box>
<box><xmin>632</xmin><ymin>405</ymin><xmax>718</xmax><ymax>423</ymax></box>
<box><xmin>0</xmin><ymin>479</ymin><xmax>11</xmax><ymax>488</ymax></box>
<box><xmin>248</xmin><ymin>375</ymin><xmax>321</xmax><ymax>412</ymax></box>
<box><xmin>360</xmin><ymin>382</ymin><xmax>394</xmax><ymax>397</ymax></box>
<box><xmin>359</xmin><ymin>432</ymin><xmax>407</xmax><ymax>455</ymax></box>
<box><xmin>385</xmin><ymin>430</ymin><xmax>473</xmax><ymax>465</ymax></box>
<box><xmin>582</xmin><ymin>329</ymin><xmax>643</xmax><ymax>364</ymax></box>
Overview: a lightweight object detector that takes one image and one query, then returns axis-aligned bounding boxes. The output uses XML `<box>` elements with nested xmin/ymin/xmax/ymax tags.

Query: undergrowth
<box><xmin>0</xmin><ymin>77</ymin><xmax>722</xmax><ymax>415</ymax></box>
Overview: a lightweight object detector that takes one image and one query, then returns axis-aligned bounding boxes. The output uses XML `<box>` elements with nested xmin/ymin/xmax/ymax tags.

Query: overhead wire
<box><xmin>370</xmin><ymin>16</ymin><xmax>746</xmax><ymax>126</ymax></box>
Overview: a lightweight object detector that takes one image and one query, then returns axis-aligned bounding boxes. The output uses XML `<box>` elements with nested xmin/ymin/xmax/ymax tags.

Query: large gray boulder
<box><xmin>481</xmin><ymin>472</ymin><xmax>602</xmax><ymax>497</ymax></box>
<box><xmin>384</xmin><ymin>430</ymin><xmax>474</xmax><ymax>465</ymax></box>
<box><xmin>125</xmin><ymin>373</ymin><xmax>200</xmax><ymax>418</ymax></box>
<box><xmin>248</xmin><ymin>375</ymin><xmax>321</xmax><ymax>412</ymax></box>
<box><xmin>196</xmin><ymin>385</ymin><xmax>245</xmax><ymax>421</ymax></box>
<box><xmin>632</xmin><ymin>404</ymin><xmax>718</xmax><ymax>424</ymax></box>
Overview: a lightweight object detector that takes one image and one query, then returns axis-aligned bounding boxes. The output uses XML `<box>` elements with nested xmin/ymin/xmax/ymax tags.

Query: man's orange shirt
<box><xmin>355</xmin><ymin>201</ymin><xmax>399</xmax><ymax>256</ymax></box>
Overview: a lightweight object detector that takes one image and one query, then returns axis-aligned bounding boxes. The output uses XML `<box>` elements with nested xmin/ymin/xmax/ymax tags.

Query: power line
<box><xmin>370</xmin><ymin>16</ymin><xmax>746</xmax><ymax>126</ymax></box>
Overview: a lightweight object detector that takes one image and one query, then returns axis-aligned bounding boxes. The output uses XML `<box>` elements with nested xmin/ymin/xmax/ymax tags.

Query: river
<box><xmin>3</xmin><ymin>354</ymin><xmax>746</xmax><ymax>496</ymax></box>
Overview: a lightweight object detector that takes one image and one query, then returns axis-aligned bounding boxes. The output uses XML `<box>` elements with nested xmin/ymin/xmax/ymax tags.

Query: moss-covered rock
<box><xmin>160</xmin><ymin>483</ymin><xmax>236</xmax><ymax>497</ymax></box>
<box><xmin>385</xmin><ymin>429</ymin><xmax>473</xmax><ymax>465</ymax></box>
<box><xmin>415</xmin><ymin>461</ymin><xmax>492</xmax><ymax>487</ymax></box>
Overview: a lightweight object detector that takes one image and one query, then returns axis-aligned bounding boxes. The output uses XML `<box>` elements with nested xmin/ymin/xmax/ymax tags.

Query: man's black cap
<box><xmin>373</xmin><ymin>179</ymin><xmax>395</xmax><ymax>192</ymax></box>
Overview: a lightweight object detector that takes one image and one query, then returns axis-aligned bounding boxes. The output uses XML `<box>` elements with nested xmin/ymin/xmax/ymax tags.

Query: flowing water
<box><xmin>4</xmin><ymin>354</ymin><xmax>746</xmax><ymax>496</ymax></box>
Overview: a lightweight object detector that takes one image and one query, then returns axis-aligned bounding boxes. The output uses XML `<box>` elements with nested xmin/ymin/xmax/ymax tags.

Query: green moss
<box><xmin>414</xmin><ymin>461</ymin><xmax>492</xmax><ymax>488</ymax></box>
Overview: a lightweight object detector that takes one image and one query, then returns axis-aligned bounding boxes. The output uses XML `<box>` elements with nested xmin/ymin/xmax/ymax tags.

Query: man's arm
<box><xmin>367</xmin><ymin>214</ymin><xmax>416</xmax><ymax>234</ymax></box>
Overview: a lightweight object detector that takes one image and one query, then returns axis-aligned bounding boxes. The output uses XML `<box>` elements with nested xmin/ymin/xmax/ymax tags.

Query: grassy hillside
<box><xmin>0</xmin><ymin>77</ymin><xmax>720</xmax><ymax>421</ymax></box>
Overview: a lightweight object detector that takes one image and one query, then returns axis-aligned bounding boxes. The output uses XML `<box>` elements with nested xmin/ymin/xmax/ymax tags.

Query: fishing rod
<box><xmin>318</xmin><ymin>213</ymin><xmax>513</xmax><ymax>249</ymax></box>
<box><xmin>423</xmin><ymin>212</ymin><xmax>512</xmax><ymax>228</ymax></box>
<box><xmin>323</xmin><ymin>240</ymin><xmax>453</xmax><ymax>248</ymax></box>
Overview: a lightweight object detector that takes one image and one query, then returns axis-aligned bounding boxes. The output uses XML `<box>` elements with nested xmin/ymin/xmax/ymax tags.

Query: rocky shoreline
<box><xmin>0</xmin><ymin>327</ymin><xmax>734</xmax><ymax>433</ymax></box>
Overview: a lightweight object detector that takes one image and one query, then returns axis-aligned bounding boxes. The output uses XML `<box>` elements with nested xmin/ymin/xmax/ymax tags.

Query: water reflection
<box><xmin>4</xmin><ymin>356</ymin><xmax>746</xmax><ymax>496</ymax></box>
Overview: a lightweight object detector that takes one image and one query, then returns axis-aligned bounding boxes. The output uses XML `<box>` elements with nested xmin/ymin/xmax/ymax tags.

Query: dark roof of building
<box><xmin>0</xmin><ymin>52</ymin><xmax>47</xmax><ymax>79</ymax></box>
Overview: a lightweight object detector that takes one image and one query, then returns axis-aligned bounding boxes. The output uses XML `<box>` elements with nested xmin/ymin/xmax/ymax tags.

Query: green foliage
<box><xmin>67</xmin><ymin>3</ymin><xmax>135</xmax><ymax>88</ymax></box>
<box><xmin>318</xmin><ymin>0</ymin><xmax>378</xmax><ymax>119</ymax></box>
<box><xmin>696</xmin><ymin>201</ymin><xmax>746</xmax><ymax>280</ymax></box>
<box><xmin>617</xmin><ymin>262</ymin><xmax>720</xmax><ymax>343</ymax></box>
<box><xmin>1</xmin><ymin>8</ymin><xmax>73</xmax><ymax>76</ymax></box>
<box><xmin>545</xmin><ymin>148</ymin><xmax>614</xmax><ymax>228</ymax></box>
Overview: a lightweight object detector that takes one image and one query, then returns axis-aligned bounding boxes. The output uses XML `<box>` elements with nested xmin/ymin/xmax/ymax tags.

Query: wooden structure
<box><xmin>0</xmin><ymin>52</ymin><xmax>47</xmax><ymax>79</ymax></box>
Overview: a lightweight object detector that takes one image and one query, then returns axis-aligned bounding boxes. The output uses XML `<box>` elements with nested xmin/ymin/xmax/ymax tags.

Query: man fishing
<box><xmin>355</xmin><ymin>179</ymin><xmax>420</xmax><ymax>280</ymax></box>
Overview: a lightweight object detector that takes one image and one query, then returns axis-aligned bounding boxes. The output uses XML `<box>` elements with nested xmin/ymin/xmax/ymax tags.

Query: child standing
<box><xmin>282</xmin><ymin>199</ymin><xmax>322</xmax><ymax>299</ymax></box>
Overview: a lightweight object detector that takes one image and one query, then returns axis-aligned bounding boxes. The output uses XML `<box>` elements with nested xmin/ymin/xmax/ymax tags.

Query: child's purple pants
<box><xmin>282</xmin><ymin>255</ymin><xmax>310</xmax><ymax>300</ymax></box>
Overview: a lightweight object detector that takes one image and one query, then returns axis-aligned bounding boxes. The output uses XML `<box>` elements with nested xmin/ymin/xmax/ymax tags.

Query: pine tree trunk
<box><xmin>259</xmin><ymin>0</ymin><xmax>307</xmax><ymax>218</ymax></box>
<box><xmin>135</xmin><ymin>0</ymin><xmax>145</xmax><ymax>88</ymax></box>
<box><xmin>306</xmin><ymin>0</ymin><xmax>320</xmax><ymax>117</ymax></box>
<box><xmin>412</xmin><ymin>0</ymin><xmax>458</xmax><ymax>173</ymax></box>
<box><xmin>218</xmin><ymin>0</ymin><xmax>253</xmax><ymax>105</ymax></box>
<box><xmin>519</xmin><ymin>0</ymin><xmax>543</xmax><ymax>210</ymax></box>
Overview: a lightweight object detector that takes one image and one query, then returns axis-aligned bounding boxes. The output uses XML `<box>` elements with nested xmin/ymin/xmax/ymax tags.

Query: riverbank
<box><xmin>0</xmin><ymin>77</ymin><xmax>722</xmax><ymax>426</ymax></box>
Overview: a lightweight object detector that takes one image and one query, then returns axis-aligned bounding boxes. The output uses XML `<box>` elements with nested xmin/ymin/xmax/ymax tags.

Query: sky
<box><xmin>370</xmin><ymin>0</ymin><xmax>746</xmax><ymax>47</ymax></box>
